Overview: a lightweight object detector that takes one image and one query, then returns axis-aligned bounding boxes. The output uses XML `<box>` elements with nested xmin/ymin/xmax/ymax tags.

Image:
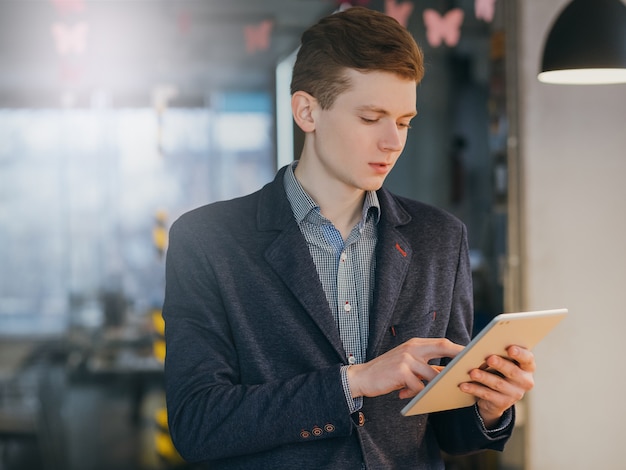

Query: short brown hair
<box><xmin>290</xmin><ymin>6</ymin><xmax>424</xmax><ymax>109</ymax></box>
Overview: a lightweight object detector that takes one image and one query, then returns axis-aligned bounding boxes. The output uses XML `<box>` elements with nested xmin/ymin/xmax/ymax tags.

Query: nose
<box><xmin>379</xmin><ymin>121</ymin><xmax>405</xmax><ymax>152</ymax></box>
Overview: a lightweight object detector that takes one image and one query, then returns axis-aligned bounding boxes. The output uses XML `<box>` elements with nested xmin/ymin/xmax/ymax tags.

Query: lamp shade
<box><xmin>538</xmin><ymin>0</ymin><xmax>626</xmax><ymax>84</ymax></box>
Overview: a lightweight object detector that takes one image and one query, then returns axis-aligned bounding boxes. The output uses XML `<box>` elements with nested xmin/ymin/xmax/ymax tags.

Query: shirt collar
<box><xmin>283</xmin><ymin>161</ymin><xmax>381</xmax><ymax>226</ymax></box>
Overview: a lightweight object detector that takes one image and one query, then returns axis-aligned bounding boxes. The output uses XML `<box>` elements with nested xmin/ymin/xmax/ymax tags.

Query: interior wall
<box><xmin>519</xmin><ymin>1</ymin><xmax>626</xmax><ymax>469</ymax></box>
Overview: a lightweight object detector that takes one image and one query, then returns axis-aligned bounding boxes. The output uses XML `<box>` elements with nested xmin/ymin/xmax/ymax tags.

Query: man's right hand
<box><xmin>346</xmin><ymin>338</ymin><xmax>463</xmax><ymax>399</ymax></box>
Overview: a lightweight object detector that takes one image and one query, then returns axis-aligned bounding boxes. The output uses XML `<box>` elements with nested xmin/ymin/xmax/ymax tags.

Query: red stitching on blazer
<box><xmin>395</xmin><ymin>243</ymin><xmax>407</xmax><ymax>257</ymax></box>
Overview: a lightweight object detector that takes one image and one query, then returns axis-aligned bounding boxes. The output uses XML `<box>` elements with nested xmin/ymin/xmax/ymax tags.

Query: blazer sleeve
<box><xmin>162</xmin><ymin>217</ymin><xmax>355</xmax><ymax>463</ymax></box>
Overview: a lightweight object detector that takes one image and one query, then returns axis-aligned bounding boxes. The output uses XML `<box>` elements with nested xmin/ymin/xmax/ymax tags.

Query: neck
<box><xmin>294</xmin><ymin>161</ymin><xmax>366</xmax><ymax>240</ymax></box>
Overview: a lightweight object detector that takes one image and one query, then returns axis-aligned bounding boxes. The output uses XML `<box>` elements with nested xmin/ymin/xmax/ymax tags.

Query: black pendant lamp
<box><xmin>538</xmin><ymin>0</ymin><xmax>626</xmax><ymax>85</ymax></box>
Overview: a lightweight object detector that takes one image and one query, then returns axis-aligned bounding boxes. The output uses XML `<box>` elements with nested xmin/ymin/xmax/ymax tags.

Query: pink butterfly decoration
<box><xmin>385</xmin><ymin>0</ymin><xmax>414</xmax><ymax>28</ymax></box>
<box><xmin>177</xmin><ymin>11</ymin><xmax>192</xmax><ymax>35</ymax></box>
<box><xmin>51</xmin><ymin>22</ymin><xmax>89</xmax><ymax>56</ymax></box>
<box><xmin>475</xmin><ymin>0</ymin><xmax>497</xmax><ymax>23</ymax></box>
<box><xmin>244</xmin><ymin>20</ymin><xmax>274</xmax><ymax>54</ymax></box>
<box><xmin>422</xmin><ymin>8</ymin><xmax>464</xmax><ymax>48</ymax></box>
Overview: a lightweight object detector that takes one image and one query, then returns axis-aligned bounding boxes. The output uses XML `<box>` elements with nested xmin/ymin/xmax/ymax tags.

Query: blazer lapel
<box><xmin>367</xmin><ymin>189</ymin><xmax>413</xmax><ymax>360</ymax></box>
<box><xmin>258</xmin><ymin>169</ymin><xmax>346</xmax><ymax>361</ymax></box>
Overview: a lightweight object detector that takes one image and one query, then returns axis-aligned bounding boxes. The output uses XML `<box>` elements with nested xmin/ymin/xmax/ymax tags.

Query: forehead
<box><xmin>334</xmin><ymin>68</ymin><xmax>417</xmax><ymax>115</ymax></box>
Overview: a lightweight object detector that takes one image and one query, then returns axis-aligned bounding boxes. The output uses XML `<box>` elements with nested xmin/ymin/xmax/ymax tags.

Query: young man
<box><xmin>163</xmin><ymin>7</ymin><xmax>534</xmax><ymax>469</ymax></box>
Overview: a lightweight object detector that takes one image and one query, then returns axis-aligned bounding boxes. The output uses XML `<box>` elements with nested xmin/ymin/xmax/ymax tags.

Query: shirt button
<box><xmin>348</xmin><ymin>355</ymin><xmax>356</xmax><ymax>365</ymax></box>
<box><xmin>340</xmin><ymin>252</ymin><xmax>347</xmax><ymax>262</ymax></box>
<box><xmin>344</xmin><ymin>302</ymin><xmax>351</xmax><ymax>312</ymax></box>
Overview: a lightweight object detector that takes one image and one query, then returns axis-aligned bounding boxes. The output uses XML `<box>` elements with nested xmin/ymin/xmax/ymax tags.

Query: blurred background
<box><xmin>4</xmin><ymin>0</ymin><xmax>510</xmax><ymax>468</ymax></box>
<box><xmin>4</xmin><ymin>1</ymin><xmax>624</xmax><ymax>469</ymax></box>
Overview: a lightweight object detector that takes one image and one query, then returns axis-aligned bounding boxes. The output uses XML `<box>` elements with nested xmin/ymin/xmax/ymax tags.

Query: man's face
<box><xmin>309</xmin><ymin>69</ymin><xmax>417</xmax><ymax>193</ymax></box>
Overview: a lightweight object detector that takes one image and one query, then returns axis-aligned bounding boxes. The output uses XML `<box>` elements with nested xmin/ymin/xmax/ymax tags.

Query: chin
<box><xmin>361</xmin><ymin>180</ymin><xmax>386</xmax><ymax>192</ymax></box>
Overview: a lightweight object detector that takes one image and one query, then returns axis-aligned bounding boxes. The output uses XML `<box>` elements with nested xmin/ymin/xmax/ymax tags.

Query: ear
<box><xmin>291</xmin><ymin>91</ymin><xmax>317</xmax><ymax>133</ymax></box>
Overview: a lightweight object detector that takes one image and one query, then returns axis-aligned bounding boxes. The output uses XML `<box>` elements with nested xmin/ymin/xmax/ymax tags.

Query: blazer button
<box><xmin>358</xmin><ymin>412</ymin><xmax>365</xmax><ymax>427</ymax></box>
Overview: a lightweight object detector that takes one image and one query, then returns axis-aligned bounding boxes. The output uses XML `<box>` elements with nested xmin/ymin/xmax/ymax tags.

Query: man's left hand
<box><xmin>459</xmin><ymin>345</ymin><xmax>535</xmax><ymax>428</ymax></box>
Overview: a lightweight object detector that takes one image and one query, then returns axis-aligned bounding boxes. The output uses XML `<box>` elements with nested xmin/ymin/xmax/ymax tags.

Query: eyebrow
<box><xmin>355</xmin><ymin>105</ymin><xmax>417</xmax><ymax>119</ymax></box>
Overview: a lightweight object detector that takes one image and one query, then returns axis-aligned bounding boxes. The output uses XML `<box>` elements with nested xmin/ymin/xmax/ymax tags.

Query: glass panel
<box><xmin>0</xmin><ymin>106</ymin><xmax>274</xmax><ymax>335</ymax></box>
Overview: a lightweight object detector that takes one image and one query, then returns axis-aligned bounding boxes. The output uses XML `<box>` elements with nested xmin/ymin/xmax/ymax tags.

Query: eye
<box><xmin>360</xmin><ymin>117</ymin><xmax>378</xmax><ymax>124</ymax></box>
<box><xmin>398</xmin><ymin>122</ymin><xmax>412</xmax><ymax>130</ymax></box>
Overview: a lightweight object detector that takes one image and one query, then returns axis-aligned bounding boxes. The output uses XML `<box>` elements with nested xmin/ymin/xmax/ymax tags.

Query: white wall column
<box><xmin>519</xmin><ymin>1</ymin><xmax>626</xmax><ymax>468</ymax></box>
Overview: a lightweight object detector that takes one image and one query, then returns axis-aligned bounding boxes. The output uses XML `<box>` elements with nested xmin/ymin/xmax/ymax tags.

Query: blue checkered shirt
<box><xmin>284</xmin><ymin>162</ymin><xmax>379</xmax><ymax>413</ymax></box>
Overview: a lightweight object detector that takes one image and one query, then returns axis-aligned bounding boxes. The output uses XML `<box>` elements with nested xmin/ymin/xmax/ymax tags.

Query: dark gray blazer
<box><xmin>163</xmin><ymin>166</ymin><xmax>513</xmax><ymax>469</ymax></box>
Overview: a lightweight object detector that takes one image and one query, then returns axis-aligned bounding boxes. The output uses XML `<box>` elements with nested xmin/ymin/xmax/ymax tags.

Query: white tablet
<box><xmin>401</xmin><ymin>308</ymin><xmax>568</xmax><ymax>416</ymax></box>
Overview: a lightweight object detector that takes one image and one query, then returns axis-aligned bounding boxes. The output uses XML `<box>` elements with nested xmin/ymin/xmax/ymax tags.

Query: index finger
<box><xmin>411</xmin><ymin>337</ymin><xmax>465</xmax><ymax>361</ymax></box>
<box><xmin>416</xmin><ymin>364</ymin><xmax>446</xmax><ymax>382</ymax></box>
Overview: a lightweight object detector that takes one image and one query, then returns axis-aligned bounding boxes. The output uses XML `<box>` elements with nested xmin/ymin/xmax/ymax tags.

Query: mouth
<box><xmin>369</xmin><ymin>162</ymin><xmax>392</xmax><ymax>173</ymax></box>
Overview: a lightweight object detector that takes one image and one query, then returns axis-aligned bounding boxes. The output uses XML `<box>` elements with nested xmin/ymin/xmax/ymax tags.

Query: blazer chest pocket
<box><xmin>384</xmin><ymin>309</ymin><xmax>449</xmax><ymax>346</ymax></box>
